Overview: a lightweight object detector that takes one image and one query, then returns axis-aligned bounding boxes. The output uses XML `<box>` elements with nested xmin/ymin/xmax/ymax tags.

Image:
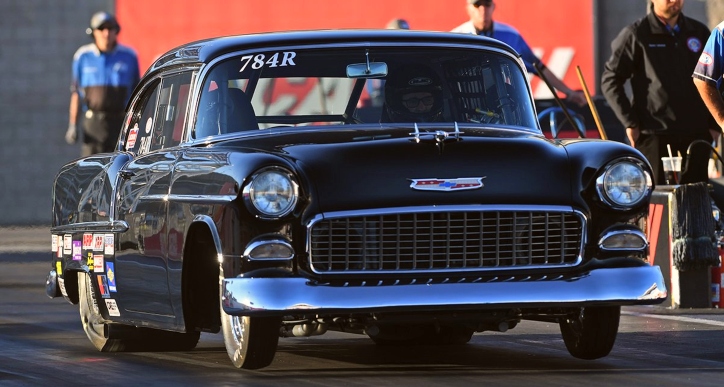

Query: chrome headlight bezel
<box><xmin>598</xmin><ymin>226</ymin><xmax>648</xmax><ymax>252</ymax></box>
<box><xmin>242</xmin><ymin>166</ymin><xmax>299</xmax><ymax>219</ymax></box>
<box><xmin>595</xmin><ymin>158</ymin><xmax>653</xmax><ymax>210</ymax></box>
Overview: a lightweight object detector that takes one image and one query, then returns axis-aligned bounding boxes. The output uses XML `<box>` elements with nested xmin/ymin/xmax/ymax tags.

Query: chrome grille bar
<box><xmin>308</xmin><ymin>206</ymin><xmax>585</xmax><ymax>274</ymax></box>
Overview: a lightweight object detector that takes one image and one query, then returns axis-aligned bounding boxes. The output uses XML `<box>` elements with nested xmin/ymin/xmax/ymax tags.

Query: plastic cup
<box><xmin>661</xmin><ymin>156</ymin><xmax>682</xmax><ymax>185</ymax></box>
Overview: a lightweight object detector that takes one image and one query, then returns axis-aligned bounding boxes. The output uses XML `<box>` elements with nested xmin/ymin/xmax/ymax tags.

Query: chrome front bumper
<box><xmin>221</xmin><ymin>266</ymin><xmax>667</xmax><ymax>316</ymax></box>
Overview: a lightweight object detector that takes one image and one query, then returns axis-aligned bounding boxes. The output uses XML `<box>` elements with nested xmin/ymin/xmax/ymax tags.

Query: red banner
<box><xmin>117</xmin><ymin>0</ymin><xmax>594</xmax><ymax>98</ymax></box>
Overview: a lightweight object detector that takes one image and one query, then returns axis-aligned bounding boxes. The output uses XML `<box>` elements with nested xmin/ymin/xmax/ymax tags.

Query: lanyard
<box><xmin>480</xmin><ymin>22</ymin><xmax>494</xmax><ymax>38</ymax></box>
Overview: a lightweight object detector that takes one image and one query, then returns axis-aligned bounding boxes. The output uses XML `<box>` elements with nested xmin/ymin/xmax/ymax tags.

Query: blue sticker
<box><xmin>106</xmin><ymin>262</ymin><xmax>117</xmax><ymax>292</ymax></box>
<box><xmin>97</xmin><ymin>275</ymin><xmax>110</xmax><ymax>298</ymax></box>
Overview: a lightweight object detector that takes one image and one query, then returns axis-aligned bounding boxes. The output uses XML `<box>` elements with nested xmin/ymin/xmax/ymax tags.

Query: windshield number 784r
<box><xmin>239</xmin><ymin>52</ymin><xmax>297</xmax><ymax>72</ymax></box>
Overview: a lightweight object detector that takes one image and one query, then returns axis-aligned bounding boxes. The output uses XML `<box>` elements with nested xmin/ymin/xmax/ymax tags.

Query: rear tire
<box><xmin>78</xmin><ymin>271</ymin><xmax>128</xmax><ymax>352</ymax></box>
<box><xmin>78</xmin><ymin>272</ymin><xmax>200</xmax><ymax>352</ymax></box>
<box><xmin>559</xmin><ymin>306</ymin><xmax>620</xmax><ymax>360</ymax></box>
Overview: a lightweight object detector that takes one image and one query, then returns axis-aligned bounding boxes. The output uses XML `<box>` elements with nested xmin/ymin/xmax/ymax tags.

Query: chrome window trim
<box><xmin>184</xmin><ymin>41</ymin><xmax>536</xmax><ymax>146</ymax></box>
<box><xmin>121</xmin><ymin>65</ymin><xmax>201</xmax><ymax>152</ymax></box>
<box><xmin>138</xmin><ymin>194</ymin><xmax>236</xmax><ymax>204</ymax></box>
<box><xmin>51</xmin><ymin>220</ymin><xmax>129</xmax><ymax>234</ymax></box>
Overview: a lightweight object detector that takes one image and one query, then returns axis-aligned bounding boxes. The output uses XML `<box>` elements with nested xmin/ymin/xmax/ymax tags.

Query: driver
<box><xmin>383</xmin><ymin>65</ymin><xmax>444</xmax><ymax>122</ymax></box>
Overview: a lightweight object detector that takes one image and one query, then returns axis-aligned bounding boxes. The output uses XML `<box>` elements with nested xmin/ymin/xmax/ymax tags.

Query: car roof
<box><xmin>147</xmin><ymin>29</ymin><xmax>519</xmax><ymax>75</ymax></box>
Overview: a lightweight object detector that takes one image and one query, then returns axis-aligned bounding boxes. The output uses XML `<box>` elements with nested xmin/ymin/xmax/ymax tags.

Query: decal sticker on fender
<box><xmin>51</xmin><ymin>234</ymin><xmax>57</xmax><ymax>253</ymax></box>
<box><xmin>72</xmin><ymin>241</ymin><xmax>82</xmax><ymax>261</ymax></box>
<box><xmin>409</xmin><ymin>177</ymin><xmax>485</xmax><ymax>191</ymax></box>
<box><xmin>63</xmin><ymin>235</ymin><xmax>72</xmax><ymax>255</ymax></box>
<box><xmin>104</xmin><ymin>234</ymin><xmax>114</xmax><ymax>255</ymax></box>
<box><xmin>56</xmin><ymin>261</ymin><xmax>62</xmax><ymax>276</ymax></box>
<box><xmin>93</xmin><ymin>234</ymin><xmax>104</xmax><ymax>251</ymax></box>
<box><xmin>107</xmin><ymin>262</ymin><xmax>116</xmax><ymax>292</ymax></box>
<box><xmin>94</xmin><ymin>254</ymin><xmax>104</xmax><ymax>273</ymax></box>
<box><xmin>57</xmin><ymin>237</ymin><xmax>63</xmax><ymax>258</ymax></box>
<box><xmin>105</xmin><ymin>299</ymin><xmax>120</xmax><ymax>317</ymax></box>
<box><xmin>97</xmin><ymin>275</ymin><xmax>110</xmax><ymax>298</ymax></box>
<box><xmin>83</xmin><ymin>233</ymin><xmax>93</xmax><ymax>250</ymax></box>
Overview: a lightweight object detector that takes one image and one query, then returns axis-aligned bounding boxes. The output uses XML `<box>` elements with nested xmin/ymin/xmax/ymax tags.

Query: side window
<box><xmin>157</xmin><ymin>72</ymin><xmax>194</xmax><ymax>148</ymax></box>
<box><xmin>123</xmin><ymin>72</ymin><xmax>194</xmax><ymax>154</ymax></box>
<box><xmin>124</xmin><ymin>80</ymin><xmax>160</xmax><ymax>154</ymax></box>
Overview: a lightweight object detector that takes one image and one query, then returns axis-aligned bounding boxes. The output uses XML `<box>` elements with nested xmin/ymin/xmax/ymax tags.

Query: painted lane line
<box><xmin>624</xmin><ymin>311</ymin><xmax>724</xmax><ymax>327</ymax></box>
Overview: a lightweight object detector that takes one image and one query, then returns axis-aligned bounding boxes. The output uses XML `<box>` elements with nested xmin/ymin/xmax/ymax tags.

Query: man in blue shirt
<box><xmin>694</xmin><ymin>21</ymin><xmax>724</xmax><ymax>136</ymax></box>
<box><xmin>66</xmin><ymin>11</ymin><xmax>140</xmax><ymax>156</ymax></box>
<box><xmin>452</xmin><ymin>0</ymin><xmax>586</xmax><ymax>106</ymax></box>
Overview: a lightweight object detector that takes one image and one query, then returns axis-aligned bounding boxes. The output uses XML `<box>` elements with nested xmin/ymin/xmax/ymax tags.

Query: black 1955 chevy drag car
<box><xmin>46</xmin><ymin>29</ymin><xmax>666</xmax><ymax>369</ymax></box>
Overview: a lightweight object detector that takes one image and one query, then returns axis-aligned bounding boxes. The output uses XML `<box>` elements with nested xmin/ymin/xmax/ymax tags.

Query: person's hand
<box><xmin>711</xmin><ymin>128</ymin><xmax>722</xmax><ymax>146</ymax></box>
<box><xmin>566</xmin><ymin>90</ymin><xmax>587</xmax><ymax>107</ymax></box>
<box><xmin>625</xmin><ymin>127</ymin><xmax>639</xmax><ymax>148</ymax></box>
<box><xmin>65</xmin><ymin>123</ymin><xmax>77</xmax><ymax>145</ymax></box>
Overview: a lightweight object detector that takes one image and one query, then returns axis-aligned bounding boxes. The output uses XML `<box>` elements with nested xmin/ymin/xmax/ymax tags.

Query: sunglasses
<box><xmin>473</xmin><ymin>1</ymin><xmax>493</xmax><ymax>7</ymax></box>
<box><xmin>96</xmin><ymin>25</ymin><xmax>118</xmax><ymax>32</ymax></box>
<box><xmin>402</xmin><ymin>96</ymin><xmax>434</xmax><ymax>108</ymax></box>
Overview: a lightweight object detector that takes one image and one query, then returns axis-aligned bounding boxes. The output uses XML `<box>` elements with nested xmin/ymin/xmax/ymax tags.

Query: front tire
<box><xmin>559</xmin><ymin>306</ymin><xmax>620</xmax><ymax>360</ymax></box>
<box><xmin>220</xmin><ymin>288</ymin><xmax>280</xmax><ymax>369</ymax></box>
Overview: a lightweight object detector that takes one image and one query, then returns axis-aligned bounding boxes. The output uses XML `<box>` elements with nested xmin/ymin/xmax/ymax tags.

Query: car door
<box><xmin>113</xmin><ymin>71</ymin><xmax>193</xmax><ymax>322</ymax></box>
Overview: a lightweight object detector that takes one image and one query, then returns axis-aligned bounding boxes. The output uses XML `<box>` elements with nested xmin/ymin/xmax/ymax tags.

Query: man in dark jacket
<box><xmin>601</xmin><ymin>0</ymin><xmax>718</xmax><ymax>185</ymax></box>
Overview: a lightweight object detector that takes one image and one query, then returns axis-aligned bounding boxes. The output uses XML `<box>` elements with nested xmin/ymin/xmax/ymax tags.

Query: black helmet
<box><xmin>384</xmin><ymin>65</ymin><xmax>443</xmax><ymax>123</ymax></box>
<box><xmin>86</xmin><ymin>11</ymin><xmax>120</xmax><ymax>35</ymax></box>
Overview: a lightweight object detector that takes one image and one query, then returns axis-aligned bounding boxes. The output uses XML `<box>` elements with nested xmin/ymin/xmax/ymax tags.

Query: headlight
<box><xmin>243</xmin><ymin>167</ymin><xmax>299</xmax><ymax>218</ymax></box>
<box><xmin>595</xmin><ymin>159</ymin><xmax>652</xmax><ymax>210</ymax></box>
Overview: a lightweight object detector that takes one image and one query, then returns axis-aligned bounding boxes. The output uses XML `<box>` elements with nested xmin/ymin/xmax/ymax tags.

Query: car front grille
<box><xmin>308</xmin><ymin>207</ymin><xmax>585</xmax><ymax>274</ymax></box>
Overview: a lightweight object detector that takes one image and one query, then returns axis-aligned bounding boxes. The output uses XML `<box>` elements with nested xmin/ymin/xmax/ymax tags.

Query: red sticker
<box><xmin>126</xmin><ymin>126</ymin><xmax>139</xmax><ymax>150</ymax></box>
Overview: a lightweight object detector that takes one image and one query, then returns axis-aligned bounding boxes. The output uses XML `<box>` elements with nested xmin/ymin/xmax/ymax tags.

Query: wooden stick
<box><xmin>533</xmin><ymin>62</ymin><xmax>584</xmax><ymax>138</ymax></box>
<box><xmin>575</xmin><ymin>65</ymin><xmax>608</xmax><ymax>140</ymax></box>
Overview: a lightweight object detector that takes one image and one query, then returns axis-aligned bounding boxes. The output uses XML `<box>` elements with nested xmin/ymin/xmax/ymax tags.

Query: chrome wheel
<box><xmin>220</xmin><ymin>289</ymin><xmax>280</xmax><ymax>369</ymax></box>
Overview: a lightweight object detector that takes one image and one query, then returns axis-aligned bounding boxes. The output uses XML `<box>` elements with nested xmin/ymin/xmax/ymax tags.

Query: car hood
<box><xmin>233</xmin><ymin>127</ymin><xmax>575</xmax><ymax>214</ymax></box>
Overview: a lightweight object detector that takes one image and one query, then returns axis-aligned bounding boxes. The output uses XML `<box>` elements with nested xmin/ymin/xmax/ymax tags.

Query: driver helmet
<box><xmin>384</xmin><ymin>65</ymin><xmax>444</xmax><ymax>123</ymax></box>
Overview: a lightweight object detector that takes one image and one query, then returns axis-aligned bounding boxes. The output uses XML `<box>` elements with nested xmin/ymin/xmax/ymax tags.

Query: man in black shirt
<box><xmin>601</xmin><ymin>0</ymin><xmax>717</xmax><ymax>185</ymax></box>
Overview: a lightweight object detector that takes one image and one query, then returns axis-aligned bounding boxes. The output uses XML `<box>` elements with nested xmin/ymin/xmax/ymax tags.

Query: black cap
<box><xmin>469</xmin><ymin>0</ymin><xmax>493</xmax><ymax>5</ymax></box>
<box><xmin>86</xmin><ymin>12</ymin><xmax>120</xmax><ymax>35</ymax></box>
<box><xmin>386</xmin><ymin>18</ymin><xmax>410</xmax><ymax>30</ymax></box>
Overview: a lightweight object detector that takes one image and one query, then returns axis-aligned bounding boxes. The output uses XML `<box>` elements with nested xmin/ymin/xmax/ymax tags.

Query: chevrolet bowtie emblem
<box><xmin>409</xmin><ymin>177</ymin><xmax>485</xmax><ymax>191</ymax></box>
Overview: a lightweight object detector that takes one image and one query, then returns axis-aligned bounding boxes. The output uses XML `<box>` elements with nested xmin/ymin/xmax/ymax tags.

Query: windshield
<box><xmin>193</xmin><ymin>46</ymin><xmax>538</xmax><ymax>139</ymax></box>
